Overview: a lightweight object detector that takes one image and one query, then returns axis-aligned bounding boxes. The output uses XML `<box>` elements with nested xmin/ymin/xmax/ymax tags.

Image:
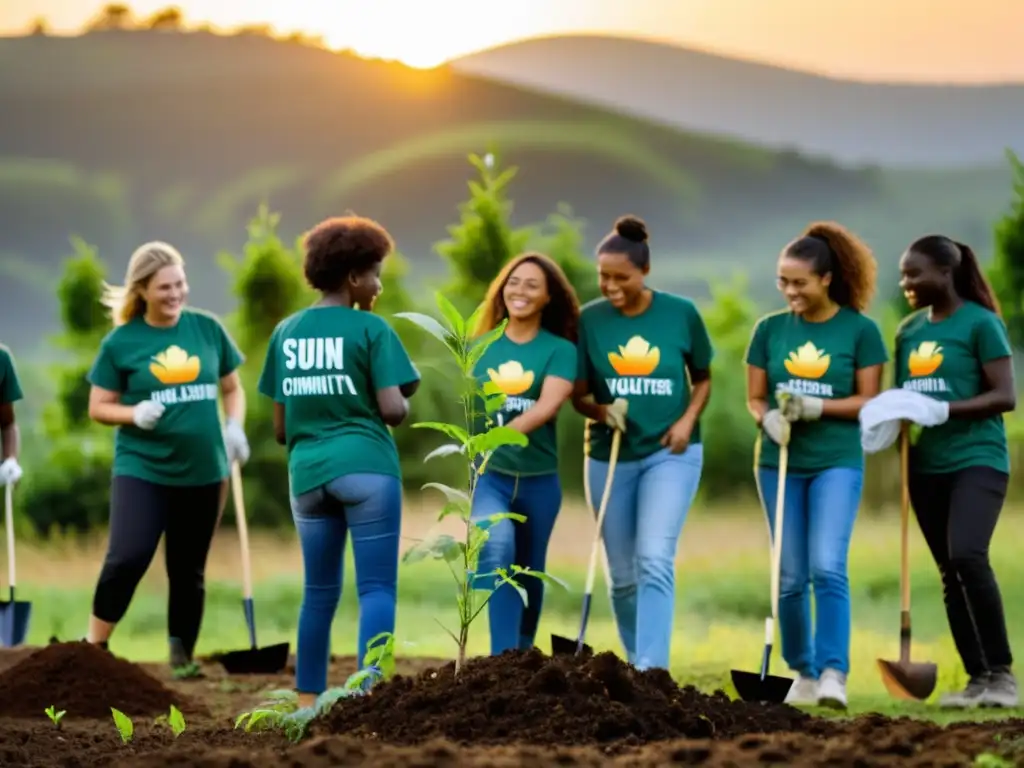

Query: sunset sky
<box><xmin>2</xmin><ymin>0</ymin><xmax>1022</xmax><ymax>82</ymax></box>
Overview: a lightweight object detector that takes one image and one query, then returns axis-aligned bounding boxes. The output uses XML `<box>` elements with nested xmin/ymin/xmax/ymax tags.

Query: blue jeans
<box><xmin>587</xmin><ymin>444</ymin><xmax>703</xmax><ymax>671</ymax></box>
<box><xmin>756</xmin><ymin>466</ymin><xmax>863</xmax><ymax>677</ymax></box>
<box><xmin>290</xmin><ymin>472</ymin><xmax>401</xmax><ymax>695</ymax></box>
<box><xmin>470</xmin><ymin>470</ymin><xmax>562</xmax><ymax>655</ymax></box>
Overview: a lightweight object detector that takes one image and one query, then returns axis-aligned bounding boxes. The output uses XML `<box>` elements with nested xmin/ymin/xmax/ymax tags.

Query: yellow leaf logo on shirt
<box><xmin>783</xmin><ymin>342</ymin><xmax>831</xmax><ymax>379</ymax></box>
<box><xmin>608</xmin><ymin>336</ymin><xmax>660</xmax><ymax>376</ymax></box>
<box><xmin>487</xmin><ymin>360</ymin><xmax>535</xmax><ymax>396</ymax></box>
<box><xmin>908</xmin><ymin>341</ymin><xmax>943</xmax><ymax>377</ymax></box>
<box><xmin>150</xmin><ymin>345</ymin><xmax>201</xmax><ymax>385</ymax></box>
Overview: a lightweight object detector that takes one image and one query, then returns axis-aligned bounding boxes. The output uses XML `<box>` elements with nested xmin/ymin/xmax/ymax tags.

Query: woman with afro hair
<box><xmin>258</xmin><ymin>215</ymin><xmax>420</xmax><ymax>708</ymax></box>
<box><xmin>745</xmin><ymin>221</ymin><xmax>887</xmax><ymax>710</ymax></box>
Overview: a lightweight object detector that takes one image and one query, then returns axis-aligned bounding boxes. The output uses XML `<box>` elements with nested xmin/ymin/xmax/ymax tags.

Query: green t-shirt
<box><xmin>257</xmin><ymin>306</ymin><xmax>420</xmax><ymax>496</ymax></box>
<box><xmin>577</xmin><ymin>290</ymin><xmax>714</xmax><ymax>462</ymax></box>
<box><xmin>895</xmin><ymin>301</ymin><xmax>1012</xmax><ymax>475</ymax></box>
<box><xmin>0</xmin><ymin>344</ymin><xmax>24</xmax><ymax>405</ymax></box>
<box><xmin>746</xmin><ymin>306</ymin><xmax>888</xmax><ymax>473</ymax></box>
<box><xmin>87</xmin><ymin>308</ymin><xmax>244</xmax><ymax>486</ymax></box>
<box><xmin>473</xmin><ymin>328</ymin><xmax>577</xmax><ymax>476</ymax></box>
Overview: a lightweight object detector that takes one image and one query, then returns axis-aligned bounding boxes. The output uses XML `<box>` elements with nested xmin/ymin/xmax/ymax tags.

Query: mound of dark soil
<box><xmin>320</xmin><ymin>648</ymin><xmax>822</xmax><ymax>747</ymax></box>
<box><xmin>0</xmin><ymin>641</ymin><xmax>200</xmax><ymax>719</ymax></box>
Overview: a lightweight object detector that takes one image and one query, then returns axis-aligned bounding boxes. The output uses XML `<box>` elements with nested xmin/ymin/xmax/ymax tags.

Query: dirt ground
<box><xmin>1</xmin><ymin>643</ymin><xmax>1022</xmax><ymax>767</ymax></box>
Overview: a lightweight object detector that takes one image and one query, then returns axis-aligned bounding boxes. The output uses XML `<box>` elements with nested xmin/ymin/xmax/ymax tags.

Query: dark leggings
<box><xmin>909</xmin><ymin>466</ymin><xmax>1013</xmax><ymax>677</ymax></box>
<box><xmin>92</xmin><ymin>475</ymin><xmax>223</xmax><ymax>659</ymax></box>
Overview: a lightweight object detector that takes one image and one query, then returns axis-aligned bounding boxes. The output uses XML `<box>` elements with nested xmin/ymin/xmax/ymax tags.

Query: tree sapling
<box><xmin>110</xmin><ymin>707</ymin><xmax>134</xmax><ymax>744</ymax></box>
<box><xmin>397</xmin><ymin>293</ymin><xmax>566</xmax><ymax>676</ymax></box>
<box><xmin>44</xmin><ymin>705</ymin><xmax>66</xmax><ymax>729</ymax></box>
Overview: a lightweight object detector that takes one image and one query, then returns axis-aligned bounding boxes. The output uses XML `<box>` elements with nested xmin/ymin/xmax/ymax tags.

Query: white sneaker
<box><xmin>785</xmin><ymin>674</ymin><xmax>819</xmax><ymax>705</ymax></box>
<box><xmin>817</xmin><ymin>668</ymin><xmax>848</xmax><ymax>710</ymax></box>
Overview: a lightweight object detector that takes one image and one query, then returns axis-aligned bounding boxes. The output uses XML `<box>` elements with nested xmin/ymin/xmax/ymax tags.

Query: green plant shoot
<box><xmin>44</xmin><ymin>705</ymin><xmax>66</xmax><ymax>728</ymax></box>
<box><xmin>396</xmin><ymin>293</ymin><xmax>566</xmax><ymax>676</ymax></box>
<box><xmin>110</xmin><ymin>707</ymin><xmax>134</xmax><ymax>744</ymax></box>
<box><xmin>167</xmin><ymin>704</ymin><xmax>186</xmax><ymax>737</ymax></box>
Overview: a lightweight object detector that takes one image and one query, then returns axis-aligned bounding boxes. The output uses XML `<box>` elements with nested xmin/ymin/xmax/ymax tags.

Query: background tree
<box><xmin>990</xmin><ymin>150</ymin><xmax>1024</xmax><ymax>348</ymax></box>
<box><xmin>87</xmin><ymin>3</ymin><xmax>135</xmax><ymax>31</ymax></box>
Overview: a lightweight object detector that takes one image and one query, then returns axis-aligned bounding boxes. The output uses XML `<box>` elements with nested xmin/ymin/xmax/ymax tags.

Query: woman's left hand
<box><xmin>223</xmin><ymin>418</ymin><xmax>251</xmax><ymax>465</ymax></box>
<box><xmin>661</xmin><ymin>418</ymin><xmax>693</xmax><ymax>454</ymax></box>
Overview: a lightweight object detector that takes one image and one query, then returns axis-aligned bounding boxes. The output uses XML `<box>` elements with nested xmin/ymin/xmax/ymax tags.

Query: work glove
<box><xmin>223</xmin><ymin>418</ymin><xmax>251</xmax><ymax>465</ymax></box>
<box><xmin>760</xmin><ymin>409</ymin><xmax>791</xmax><ymax>446</ymax></box>
<box><xmin>780</xmin><ymin>392</ymin><xmax>824</xmax><ymax>421</ymax></box>
<box><xmin>0</xmin><ymin>457</ymin><xmax>22</xmax><ymax>486</ymax></box>
<box><xmin>602</xmin><ymin>398</ymin><xmax>629</xmax><ymax>433</ymax></box>
<box><xmin>132</xmin><ymin>399</ymin><xmax>166</xmax><ymax>430</ymax></box>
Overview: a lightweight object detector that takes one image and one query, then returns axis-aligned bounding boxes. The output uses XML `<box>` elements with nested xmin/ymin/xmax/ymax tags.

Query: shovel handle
<box><xmin>899</xmin><ymin>423</ymin><xmax>911</xmax><ymax>614</ymax></box>
<box><xmin>231</xmin><ymin>462</ymin><xmax>254</xmax><ymax>601</ymax></box>
<box><xmin>769</xmin><ymin>445</ymin><xmax>788</xmax><ymax>623</ymax></box>
<box><xmin>4</xmin><ymin>483</ymin><xmax>15</xmax><ymax>591</ymax></box>
<box><xmin>584</xmin><ymin>428</ymin><xmax>621</xmax><ymax>595</ymax></box>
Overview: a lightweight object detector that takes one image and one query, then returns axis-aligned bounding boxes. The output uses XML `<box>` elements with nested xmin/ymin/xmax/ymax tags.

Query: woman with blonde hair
<box><xmin>85</xmin><ymin>241</ymin><xmax>250</xmax><ymax>670</ymax></box>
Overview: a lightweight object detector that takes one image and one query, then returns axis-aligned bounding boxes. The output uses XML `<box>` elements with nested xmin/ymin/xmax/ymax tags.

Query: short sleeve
<box><xmin>547</xmin><ymin>339</ymin><xmax>577</xmax><ymax>382</ymax></box>
<box><xmin>370</xmin><ymin>321</ymin><xmax>420</xmax><ymax>390</ymax></box>
<box><xmin>257</xmin><ymin>326</ymin><xmax>281</xmax><ymax>402</ymax></box>
<box><xmin>575</xmin><ymin>315</ymin><xmax>592</xmax><ymax>383</ymax></box>
<box><xmin>855</xmin><ymin>317</ymin><xmax>890</xmax><ymax>369</ymax></box>
<box><xmin>745</xmin><ymin>316</ymin><xmax>770</xmax><ymax>369</ymax></box>
<box><xmin>976</xmin><ymin>311</ymin><xmax>1013</xmax><ymax>363</ymax></box>
<box><xmin>684</xmin><ymin>301</ymin><xmax>714</xmax><ymax>371</ymax></box>
<box><xmin>0</xmin><ymin>348</ymin><xmax>23</xmax><ymax>404</ymax></box>
<box><xmin>211</xmin><ymin>316</ymin><xmax>245</xmax><ymax>377</ymax></box>
<box><xmin>87</xmin><ymin>334</ymin><xmax>123</xmax><ymax>392</ymax></box>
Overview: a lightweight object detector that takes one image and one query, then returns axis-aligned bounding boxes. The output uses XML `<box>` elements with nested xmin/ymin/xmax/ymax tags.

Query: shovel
<box><xmin>732</xmin><ymin>438</ymin><xmax>794</xmax><ymax>703</ymax></box>
<box><xmin>877</xmin><ymin>423</ymin><xmax>937</xmax><ymax>700</ymax></box>
<box><xmin>0</xmin><ymin>483</ymin><xmax>31</xmax><ymax>647</ymax></box>
<box><xmin>552</xmin><ymin>421</ymin><xmax>622</xmax><ymax>657</ymax></box>
<box><xmin>215</xmin><ymin>462</ymin><xmax>290</xmax><ymax>674</ymax></box>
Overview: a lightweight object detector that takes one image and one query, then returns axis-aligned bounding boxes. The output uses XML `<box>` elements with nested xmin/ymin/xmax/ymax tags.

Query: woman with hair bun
<box><xmin>895</xmin><ymin>234</ymin><xmax>1017</xmax><ymax>708</ymax></box>
<box><xmin>85</xmin><ymin>241</ymin><xmax>250</xmax><ymax>670</ymax></box>
<box><xmin>572</xmin><ymin>214</ymin><xmax>714</xmax><ymax>672</ymax></box>
<box><xmin>745</xmin><ymin>221</ymin><xmax>887</xmax><ymax>709</ymax></box>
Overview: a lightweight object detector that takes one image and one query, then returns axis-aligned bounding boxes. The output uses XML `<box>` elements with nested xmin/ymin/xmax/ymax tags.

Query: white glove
<box><xmin>132</xmin><ymin>399</ymin><xmax>166</xmax><ymax>430</ymax></box>
<box><xmin>602</xmin><ymin>398</ymin><xmax>629</xmax><ymax>433</ymax></box>
<box><xmin>0</xmin><ymin>457</ymin><xmax>22</xmax><ymax>486</ymax></box>
<box><xmin>761</xmin><ymin>409</ymin><xmax>791</xmax><ymax>446</ymax></box>
<box><xmin>781</xmin><ymin>393</ymin><xmax>824</xmax><ymax>421</ymax></box>
<box><xmin>223</xmin><ymin>418</ymin><xmax>251</xmax><ymax>465</ymax></box>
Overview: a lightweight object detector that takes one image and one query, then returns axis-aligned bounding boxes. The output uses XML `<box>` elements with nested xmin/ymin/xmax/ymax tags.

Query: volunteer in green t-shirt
<box><xmin>258</xmin><ymin>215</ymin><xmax>420</xmax><ymax>707</ymax></box>
<box><xmin>745</xmin><ymin>222</ymin><xmax>887</xmax><ymax>709</ymax></box>
<box><xmin>85</xmin><ymin>241</ymin><xmax>250</xmax><ymax>669</ymax></box>
<box><xmin>572</xmin><ymin>215</ymin><xmax>714</xmax><ymax>672</ymax></box>
<box><xmin>469</xmin><ymin>252</ymin><xmax>579</xmax><ymax>655</ymax></box>
<box><xmin>0</xmin><ymin>344</ymin><xmax>24</xmax><ymax>489</ymax></box>
<box><xmin>894</xmin><ymin>234</ymin><xmax>1017</xmax><ymax>709</ymax></box>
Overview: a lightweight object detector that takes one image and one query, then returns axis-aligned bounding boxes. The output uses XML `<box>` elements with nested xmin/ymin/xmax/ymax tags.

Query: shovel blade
<box><xmin>0</xmin><ymin>600</ymin><xmax>32</xmax><ymax>647</ymax></box>
<box><xmin>215</xmin><ymin>642</ymin><xmax>291</xmax><ymax>675</ymax></box>
<box><xmin>551</xmin><ymin>633</ymin><xmax>593</xmax><ymax>658</ymax></box>
<box><xmin>731</xmin><ymin>669</ymin><xmax>794</xmax><ymax>703</ymax></box>
<box><xmin>877</xmin><ymin>658</ymin><xmax>937</xmax><ymax>701</ymax></box>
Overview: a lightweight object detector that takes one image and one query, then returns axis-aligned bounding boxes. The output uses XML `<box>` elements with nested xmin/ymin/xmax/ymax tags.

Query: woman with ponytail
<box><xmin>894</xmin><ymin>235</ymin><xmax>1017</xmax><ymax>708</ymax></box>
<box><xmin>572</xmin><ymin>215</ymin><xmax>713</xmax><ymax>672</ymax></box>
<box><xmin>744</xmin><ymin>222</ymin><xmax>887</xmax><ymax>709</ymax></box>
<box><xmin>85</xmin><ymin>242</ymin><xmax>250</xmax><ymax>671</ymax></box>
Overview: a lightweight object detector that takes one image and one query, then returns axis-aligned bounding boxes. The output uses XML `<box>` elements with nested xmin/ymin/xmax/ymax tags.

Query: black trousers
<box><xmin>92</xmin><ymin>475</ymin><xmax>223</xmax><ymax>659</ymax></box>
<box><xmin>909</xmin><ymin>466</ymin><xmax>1013</xmax><ymax>677</ymax></box>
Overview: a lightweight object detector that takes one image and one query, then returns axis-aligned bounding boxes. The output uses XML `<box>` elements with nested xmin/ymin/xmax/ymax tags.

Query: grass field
<box><xmin>13</xmin><ymin>496</ymin><xmax>1024</xmax><ymax>723</ymax></box>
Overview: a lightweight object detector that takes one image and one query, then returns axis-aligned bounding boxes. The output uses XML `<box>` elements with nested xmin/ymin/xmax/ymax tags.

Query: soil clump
<box><xmin>321</xmin><ymin>648</ymin><xmax>821</xmax><ymax>747</ymax></box>
<box><xmin>0</xmin><ymin>641</ymin><xmax>202</xmax><ymax>719</ymax></box>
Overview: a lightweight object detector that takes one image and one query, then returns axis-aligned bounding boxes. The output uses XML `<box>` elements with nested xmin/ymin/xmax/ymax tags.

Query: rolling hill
<box><xmin>0</xmin><ymin>30</ymin><xmax>1015</xmax><ymax>352</ymax></box>
<box><xmin>453</xmin><ymin>35</ymin><xmax>1024</xmax><ymax>168</ymax></box>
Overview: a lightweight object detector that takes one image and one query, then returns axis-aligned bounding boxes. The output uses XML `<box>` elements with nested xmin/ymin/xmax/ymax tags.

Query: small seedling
<box><xmin>172</xmin><ymin>661</ymin><xmax>202</xmax><ymax>680</ymax></box>
<box><xmin>44</xmin><ymin>706</ymin><xmax>66</xmax><ymax>728</ymax></box>
<box><xmin>110</xmin><ymin>707</ymin><xmax>134</xmax><ymax>744</ymax></box>
<box><xmin>167</xmin><ymin>705</ymin><xmax>186</xmax><ymax>737</ymax></box>
<box><xmin>235</xmin><ymin>690</ymin><xmax>310</xmax><ymax>742</ymax></box>
<box><xmin>397</xmin><ymin>294</ymin><xmax>566</xmax><ymax>676</ymax></box>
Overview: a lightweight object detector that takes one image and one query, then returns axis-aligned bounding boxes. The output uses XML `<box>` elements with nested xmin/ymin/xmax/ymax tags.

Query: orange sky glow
<box><xmin>2</xmin><ymin>0</ymin><xmax>1022</xmax><ymax>82</ymax></box>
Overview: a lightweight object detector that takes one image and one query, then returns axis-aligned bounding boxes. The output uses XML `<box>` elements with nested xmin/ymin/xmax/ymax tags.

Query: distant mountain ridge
<box><xmin>453</xmin><ymin>34</ymin><xmax>1024</xmax><ymax>168</ymax></box>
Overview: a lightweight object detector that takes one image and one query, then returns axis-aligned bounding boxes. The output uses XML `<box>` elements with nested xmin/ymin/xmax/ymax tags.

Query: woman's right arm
<box><xmin>571</xmin><ymin>380</ymin><xmax>606</xmax><ymax>423</ymax></box>
<box><xmin>87</xmin><ymin>385</ymin><xmax>136</xmax><ymax>426</ymax></box>
<box><xmin>746</xmin><ymin>366</ymin><xmax>770</xmax><ymax>425</ymax></box>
